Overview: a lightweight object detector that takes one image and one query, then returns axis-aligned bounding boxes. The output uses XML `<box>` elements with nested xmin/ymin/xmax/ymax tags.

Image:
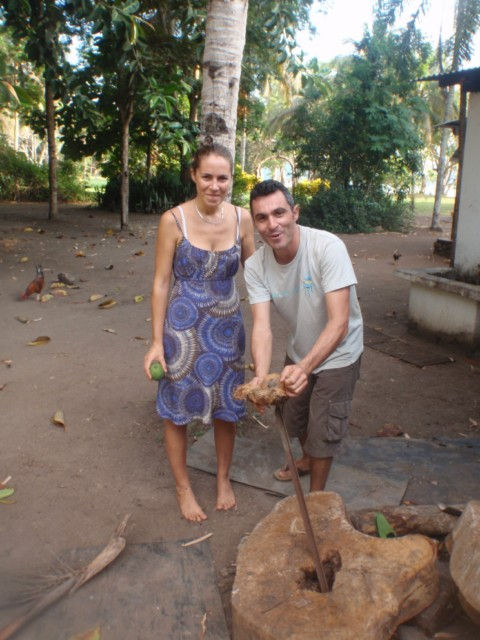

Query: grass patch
<box><xmin>85</xmin><ymin>176</ymin><xmax>107</xmax><ymax>195</ymax></box>
<box><xmin>413</xmin><ymin>195</ymin><xmax>454</xmax><ymax>217</ymax></box>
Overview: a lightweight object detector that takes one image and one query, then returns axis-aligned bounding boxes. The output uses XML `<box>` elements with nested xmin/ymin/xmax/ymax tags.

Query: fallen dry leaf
<box><xmin>23</xmin><ymin>227</ymin><xmax>33</xmax><ymax>232</ymax></box>
<box><xmin>134</xmin><ymin>250</ymin><xmax>144</xmax><ymax>256</ymax></box>
<box><xmin>89</xmin><ymin>293</ymin><xmax>104</xmax><ymax>302</ymax></box>
<box><xmin>75</xmin><ymin>250</ymin><xmax>86</xmax><ymax>257</ymax></box>
<box><xmin>0</xmin><ymin>383</ymin><xmax>6</xmax><ymax>391</ymax></box>
<box><xmin>376</xmin><ymin>422</ymin><xmax>404</xmax><ymax>438</ymax></box>
<box><xmin>1</xmin><ymin>359</ymin><xmax>13</xmax><ymax>368</ymax></box>
<box><xmin>70</xmin><ymin>625</ymin><xmax>101</xmax><ymax>640</ymax></box>
<box><xmin>98</xmin><ymin>299</ymin><xmax>117</xmax><ymax>309</ymax></box>
<box><xmin>52</xmin><ymin>289</ymin><xmax>68</xmax><ymax>297</ymax></box>
<box><xmin>134</xmin><ymin>336</ymin><xmax>146</xmax><ymax>341</ymax></box>
<box><xmin>18</xmin><ymin>256</ymin><xmax>29</xmax><ymax>263</ymax></box>
<box><xmin>134</xmin><ymin>295</ymin><xmax>144</xmax><ymax>303</ymax></box>
<box><xmin>40</xmin><ymin>293</ymin><xmax>53</xmax><ymax>303</ymax></box>
<box><xmin>27</xmin><ymin>336</ymin><xmax>51</xmax><ymax>346</ymax></box>
<box><xmin>104</xmin><ymin>264</ymin><xmax>114</xmax><ymax>270</ymax></box>
<box><xmin>50</xmin><ymin>281</ymin><xmax>66</xmax><ymax>289</ymax></box>
<box><xmin>103</xmin><ymin>328</ymin><xmax>117</xmax><ymax>334</ymax></box>
<box><xmin>51</xmin><ymin>410</ymin><xmax>65</xmax><ymax>428</ymax></box>
<box><xmin>15</xmin><ymin>316</ymin><xmax>30</xmax><ymax>324</ymax></box>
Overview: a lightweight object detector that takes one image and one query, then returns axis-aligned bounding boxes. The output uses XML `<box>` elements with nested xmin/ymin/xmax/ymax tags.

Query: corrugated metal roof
<box><xmin>419</xmin><ymin>67</ymin><xmax>480</xmax><ymax>91</ymax></box>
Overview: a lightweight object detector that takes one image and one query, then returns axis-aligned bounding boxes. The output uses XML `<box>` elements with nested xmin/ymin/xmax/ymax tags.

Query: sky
<box><xmin>297</xmin><ymin>0</ymin><xmax>480</xmax><ymax>67</ymax></box>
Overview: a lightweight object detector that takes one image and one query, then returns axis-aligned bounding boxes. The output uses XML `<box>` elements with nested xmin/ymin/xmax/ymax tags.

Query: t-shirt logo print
<box><xmin>303</xmin><ymin>274</ymin><xmax>314</xmax><ymax>296</ymax></box>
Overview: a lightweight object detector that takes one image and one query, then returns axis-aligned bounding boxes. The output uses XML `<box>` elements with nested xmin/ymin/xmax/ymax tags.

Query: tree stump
<box><xmin>232</xmin><ymin>492</ymin><xmax>438</xmax><ymax>640</ymax></box>
<box><xmin>449</xmin><ymin>500</ymin><xmax>480</xmax><ymax>625</ymax></box>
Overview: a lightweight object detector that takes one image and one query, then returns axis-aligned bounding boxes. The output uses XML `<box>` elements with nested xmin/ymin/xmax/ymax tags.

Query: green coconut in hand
<box><xmin>149</xmin><ymin>361</ymin><xmax>165</xmax><ymax>381</ymax></box>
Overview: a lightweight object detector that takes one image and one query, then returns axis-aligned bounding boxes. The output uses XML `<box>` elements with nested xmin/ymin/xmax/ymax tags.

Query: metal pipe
<box><xmin>274</xmin><ymin>402</ymin><xmax>329</xmax><ymax>593</ymax></box>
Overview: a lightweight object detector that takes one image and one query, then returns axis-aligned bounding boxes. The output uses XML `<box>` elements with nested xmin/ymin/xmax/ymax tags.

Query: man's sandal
<box><xmin>273</xmin><ymin>464</ymin><xmax>310</xmax><ymax>482</ymax></box>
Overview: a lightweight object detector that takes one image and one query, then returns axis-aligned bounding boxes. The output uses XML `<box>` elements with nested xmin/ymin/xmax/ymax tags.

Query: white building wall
<box><xmin>455</xmin><ymin>91</ymin><xmax>480</xmax><ymax>276</ymax></box>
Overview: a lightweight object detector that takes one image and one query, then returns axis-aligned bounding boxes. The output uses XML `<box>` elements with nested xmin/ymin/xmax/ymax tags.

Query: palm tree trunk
<box><xmin>200</xmin><ymin>0</ymin><xmax>249</xmax><ymax>165</ymax></box>
<box><xmin>240</xmin><ymin>113</ymin><xmax>247</xmax><ymax>172</ymax></box>
<box><xmin>45</xmin><ymin>80</ymin><xmax>58</xmax><ymax>220</ymax></box>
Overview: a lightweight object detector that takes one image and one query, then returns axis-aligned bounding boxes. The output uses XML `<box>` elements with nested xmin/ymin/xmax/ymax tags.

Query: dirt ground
<box><xmin>1</xmin><ymin>201</ymin><xmax>479</xmax><ymax>638</ymax></box>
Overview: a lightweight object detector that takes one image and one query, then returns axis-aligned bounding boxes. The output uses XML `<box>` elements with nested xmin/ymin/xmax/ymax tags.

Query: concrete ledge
<box><xmin>395</xmin><ymin>268</ymin><xmax>480</xmax><ymax>348</ymax></box>
<box><xmin>396</xmin><ymin>268</ymin><xmax>480</xmax><ymax>302</ymax></box>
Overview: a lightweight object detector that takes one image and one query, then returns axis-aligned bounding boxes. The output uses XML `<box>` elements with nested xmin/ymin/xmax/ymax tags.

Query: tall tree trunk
<box><xmin>119</xmin><ymin>101</ymin><xmax>134</xmax><ymax>229</ymax></box>
<box><xmin>431</xmin><ymin>86</ymin><xmax>455</xmax><ymax>230</ymax></box>
<box><xmin>240</xmin><ymin>113</ymin><xmax>247</xmax><ymax>172</ymax></box>
<box><xmin>200</xmin><ymin>0</ymin><xmax>249</xmax><ymax>167</ymax></box>
<box><xmin>45</xmin><ymin>80</ymin><xmax>58</xmax><ymax>220</ymax></box>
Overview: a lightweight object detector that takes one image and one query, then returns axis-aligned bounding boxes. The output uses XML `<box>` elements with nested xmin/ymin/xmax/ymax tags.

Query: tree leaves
<box><xmin>0</xmin><ymin>488</ymin><xmax>15</xmax><ymax>501</ymax></box>
<box><xmin>98</xmin><ymin>299</ymin><xmax>117</xmax><ymax>309</ymax></box>
<box><xmin>51</xmin><ymin>410</ymin><xmax>66</xmax><ymax>428</ymax></box>
<box><xmin>70</xmin><ymin>625</ymin><xmax>101</xmax><ymax>640</ymax></box>
<box><xmin>27</xmin><ymin>336</ymin><xmax>51</xmax><ymax>346</ymax></box>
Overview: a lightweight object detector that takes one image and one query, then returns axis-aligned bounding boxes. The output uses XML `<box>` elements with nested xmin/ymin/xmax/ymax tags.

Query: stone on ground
<box><xmin>232</xmin><ymin>492</ymin><xmax>438</xmax><ymax>640</ymax></box>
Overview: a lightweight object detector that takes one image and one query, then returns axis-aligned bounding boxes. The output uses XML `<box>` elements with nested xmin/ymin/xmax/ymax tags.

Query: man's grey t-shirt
<box><xmin>244</xmin><ymin>225</ymin><xmax>363</xmax><ymax>372</ymax></box>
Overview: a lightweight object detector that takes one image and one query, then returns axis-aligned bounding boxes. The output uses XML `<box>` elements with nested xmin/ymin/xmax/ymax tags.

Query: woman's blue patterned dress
<box><xmin>156</xmin><ymin>207</ymin><xmax>246</xmax><ymax>425</ymax></box>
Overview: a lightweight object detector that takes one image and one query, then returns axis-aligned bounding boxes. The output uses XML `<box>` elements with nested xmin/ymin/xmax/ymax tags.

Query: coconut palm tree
<box><xmin>199</xmin><ymin>0</ymin><xmax>249</xmax><ymax>163</ymax></box>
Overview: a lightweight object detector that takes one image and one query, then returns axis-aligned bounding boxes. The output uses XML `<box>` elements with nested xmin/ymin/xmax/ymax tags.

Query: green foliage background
<box><xmin>0</xmin><ymin>138</ymin><xmax>87</xmax><ymax>202</ymax></box>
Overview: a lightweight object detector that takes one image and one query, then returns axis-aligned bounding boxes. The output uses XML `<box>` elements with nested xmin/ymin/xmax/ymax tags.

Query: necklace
<box><xmin>195</xmin><ymin>202</ymin><xmax>224</xmax><ymax>225</ymax></box>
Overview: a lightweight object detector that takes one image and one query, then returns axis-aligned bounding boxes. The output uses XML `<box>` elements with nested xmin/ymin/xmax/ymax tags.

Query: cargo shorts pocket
<box><xmin>325</xmin><ymin>400</ymin><xmax>351</xmax><ymax>442</ymax></box>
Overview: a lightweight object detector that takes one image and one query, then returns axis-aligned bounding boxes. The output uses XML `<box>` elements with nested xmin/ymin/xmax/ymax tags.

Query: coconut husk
<box><xmin>233</xmin><ymin>373</ymin><xmax>287</xmax><ymax>406</ymax></box>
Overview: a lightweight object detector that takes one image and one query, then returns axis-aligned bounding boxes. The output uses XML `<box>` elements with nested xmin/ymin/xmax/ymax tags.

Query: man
<box><xmin>244</xmin><ymin>179</ymin><xmax>363</xmax><ymax>491</ymax></box>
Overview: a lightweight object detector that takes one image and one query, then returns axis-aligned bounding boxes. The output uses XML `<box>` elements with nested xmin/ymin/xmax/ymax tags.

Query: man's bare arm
<box><xmin>280</xmin><ymin>287</ymin><xmax>350</xmax><ymax>395</ymax></box>
<box><xmin>250</xmin><ymin>301</ymin><xmax>273</xmax><ymax>380</ymax></box>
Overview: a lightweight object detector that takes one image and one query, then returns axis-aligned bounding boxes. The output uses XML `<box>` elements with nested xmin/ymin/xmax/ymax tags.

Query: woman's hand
<box><xmin>144</xmin><ymin>342</ymin><xmax>167</xmax><ymax>380</ymax></box>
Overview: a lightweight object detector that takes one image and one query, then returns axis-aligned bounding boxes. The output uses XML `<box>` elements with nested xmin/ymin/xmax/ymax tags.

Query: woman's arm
<box><xmin>239</xmin><ymin>208</ymin><xmax>255</xmax><ymax>266</ymax></box>
<box><xmin>144</xmin><ymin>211</ymin><xmax>181</xmax><ymax>379</ymax></box>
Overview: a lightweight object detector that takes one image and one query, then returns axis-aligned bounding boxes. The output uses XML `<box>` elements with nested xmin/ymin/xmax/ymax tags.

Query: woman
<box><xmin>144</xmin><ymin>140</ymin><xmax>255</xmax><ymax>522</ymax></box>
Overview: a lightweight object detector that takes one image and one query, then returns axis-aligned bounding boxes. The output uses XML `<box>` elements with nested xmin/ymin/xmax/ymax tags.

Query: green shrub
<box><xmin>0</xmin><ymin>139</ymin><xmax>48</xmax><ymax>201</ymax></box>
<box><xmin>232</xmin><ymin>167</ymin><xmax>258</xmax><ymax>207</ymax></box>
<box><xmin>293</xmin><ymin>178</ymin><xmax>330</xmax><ymax>206</ymax></box>
<box><xmin>0</xmin><ymin>138</ymin><xmax>88</xmax><ymax>202</ymax></box>
<box><xmin>57</xmin><ymin>159</ymin><xmax>90</xmax><ymax>202</ymax></box>
<box><xmin>98</xmin><ymin>169</ymin><xmax>192</xmax><ymax>213</ymax></box>
<box><xmin>299</xmin><ymin>184</ymin><xmax>411</xmax><ymax>233</ymax></box>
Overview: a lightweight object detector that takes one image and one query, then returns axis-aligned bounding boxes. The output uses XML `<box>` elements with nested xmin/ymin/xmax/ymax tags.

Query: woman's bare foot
<box><xmin>216</xmin><ymin>477</ymin><xmax>236</xmax><ymax>511</ymax></box>
<box><xmin>176</xmin><ymin>486</ymin><xmax>207</xmax><ymax>522</ymax></box>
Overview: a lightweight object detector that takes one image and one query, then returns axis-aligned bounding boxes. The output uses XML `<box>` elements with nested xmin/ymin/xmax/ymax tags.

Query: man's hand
<box><xmin>280</xmin><ymin>364</ymin><xmax>308</xmax><ymax>397</ymax></box>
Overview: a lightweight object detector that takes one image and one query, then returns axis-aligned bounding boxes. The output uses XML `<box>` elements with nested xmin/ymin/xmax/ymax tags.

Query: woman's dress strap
<box><xmin>235</xmin><ymin>207</ymin><xmax>242</xmax><ymax>243</ymax></box>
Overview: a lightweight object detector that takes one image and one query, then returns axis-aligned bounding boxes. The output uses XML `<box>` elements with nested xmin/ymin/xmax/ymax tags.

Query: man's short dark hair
<box><xmin>250</xmin><ymin>179</ymin><xmax>295</xmax><ymax>211</ymax></box>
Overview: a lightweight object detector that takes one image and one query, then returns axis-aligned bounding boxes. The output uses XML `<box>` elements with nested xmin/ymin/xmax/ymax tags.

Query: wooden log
<box><xmin>233</xmin><ymin>492</ymin><xmax>439</xmax><ymax>640</ymax></box>
<box><xmin>348</xmin><ymin>504</ymin><xmax>462</xmax><ymax>538</ymax></box>
<box><xmin>449</xmin><ymin>500</ymin><xmax>480</xmax><ymax>625</ymax></box>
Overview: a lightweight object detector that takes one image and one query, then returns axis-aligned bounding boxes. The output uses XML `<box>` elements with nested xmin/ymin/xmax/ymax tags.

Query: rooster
<box><xmin>20</xmin><ymin>264</ymin><xmax>44</xmax><ymax>300</ymax></box>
